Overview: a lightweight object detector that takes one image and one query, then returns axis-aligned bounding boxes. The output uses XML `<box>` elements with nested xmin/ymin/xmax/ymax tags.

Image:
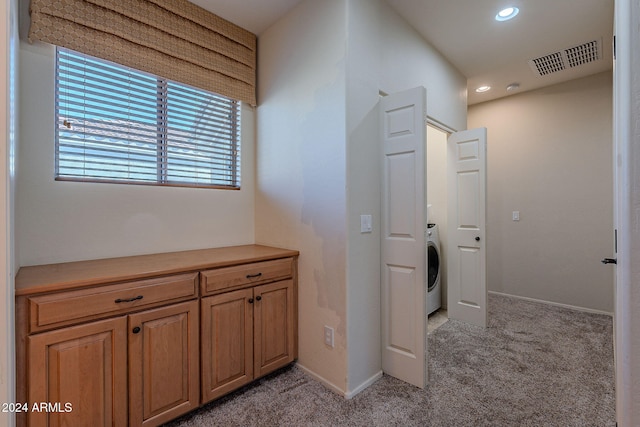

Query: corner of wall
<box><xmin>343</xmin><ymin>0</ymin><xmax>467</xmax><ymax>395</ymax></box>
<box><xmin>256</xmin><ymin>0</ymin><xmax>349</xmax><ymax>392</ymax></box>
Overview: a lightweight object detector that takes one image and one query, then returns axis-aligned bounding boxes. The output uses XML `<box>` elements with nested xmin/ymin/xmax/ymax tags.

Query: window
<box><xmin>55</xmin><ymin>48</ymin><xmax>241</xmax><ymax>189</ymax></box>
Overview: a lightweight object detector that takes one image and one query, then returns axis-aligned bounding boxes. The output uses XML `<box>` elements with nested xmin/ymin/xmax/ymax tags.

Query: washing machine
<box><xmin>427</xmin><ymin>223</ymin><xmax>442</xmax><ymax>315</ymax></box>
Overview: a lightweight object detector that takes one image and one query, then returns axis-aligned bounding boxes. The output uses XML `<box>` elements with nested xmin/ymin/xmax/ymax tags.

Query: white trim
<box><xmin>427</xmin><ymin>116</ymin><xmax>457</xmax><ymax>134</ymax></box>
<box><xmin>345</xmin><ymin>371</ymin><xmax>383</xmax><ymax>400</ymax></box>
<box><xmin>296</xmin><ymin>363</ymin><xmax>382</xmax><ymax>400</ymax></box>
<box><xmin>488</xmin><ymin>291</ymin><xmax>613</xmax><ymax>317</ymax></box>
<box><xmin>295</xmin><ymin>363</ymin><xmax>347</xmax><ymax>397</ymax></box>
<box><xmin>0</xmin><ymin>0</ymin><xmax>16</xmax><ymax>426</ymax></box>
<box><xmin>613</xmin><ymin>0</ymin><xmax>640</xmax><ymax>424</ymax></box>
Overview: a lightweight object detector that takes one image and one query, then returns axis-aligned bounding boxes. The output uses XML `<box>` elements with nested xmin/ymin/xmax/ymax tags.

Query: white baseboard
<box><xmin>295</xmin><ymin>363</ymin><xmax>347</xmax><ymax>397</ymax></box>
<box><xmin>489</xmin><ymin>291</ymin><xmax>613</xmax><ymax>316</ymax></box>
<box><xmin>345</xmin><ymin>371</ymin><xmax>383</xmax><ymax>399</ymax></box>
<box><xmin>295</xmin><ymin>363</ymin><xmax>383</xmax><ymax>399</ymax></box>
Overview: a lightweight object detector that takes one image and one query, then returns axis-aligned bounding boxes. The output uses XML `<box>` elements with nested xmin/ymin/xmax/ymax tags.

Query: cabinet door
<box><xmin>254</xmin><ymin>279</ymin><xmax>296</xmax><ymax>378</ymax></box>
<box><xmin>27</xmin><ymin>316</ymin><xmax>128</xmax><ymax>427</ymax></box>
<box><xmin>128</xmin><ymin>300</ymin><xmax>199</xmax><ymax>427</ymax></box>
<box><xmin>201</xmin><ymin>288</ymin><xmax>254</xmax><ymax>403</ymax></box>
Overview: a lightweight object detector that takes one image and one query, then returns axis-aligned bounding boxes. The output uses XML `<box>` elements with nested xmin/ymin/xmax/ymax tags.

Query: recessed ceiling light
<box><xmin>495</xmin><ymin>7</ymin><xmax>519</xmax><ymax>21</ymax></box>
<box><xmin>506</xmin><ymin>83</ymin><xmax>520</xmax><ymax>91</ymax></box>
<box><xmin>475</xmin><ymin>85</ymin><xmax>491</xmax><ymax>93</ymax></box>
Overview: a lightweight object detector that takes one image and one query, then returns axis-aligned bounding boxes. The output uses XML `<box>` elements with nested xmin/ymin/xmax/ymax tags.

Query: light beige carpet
<box><xmin>165</xmin><ymin>294</ymin><xmax>615</xmax><ymax>426</ymax></box>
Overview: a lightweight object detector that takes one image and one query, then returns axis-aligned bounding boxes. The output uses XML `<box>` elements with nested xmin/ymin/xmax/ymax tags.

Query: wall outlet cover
<box><xmin>324</xmin><ymin>325</ymin><xmax>334</xmax><ymax>348</ymax></box>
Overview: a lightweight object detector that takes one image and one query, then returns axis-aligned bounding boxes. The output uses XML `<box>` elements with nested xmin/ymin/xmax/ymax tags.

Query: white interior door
<box><xmin>447</xmin><ymin>128</ymin><xmax>487</xmax><ymax>327</ymax></box>
<box><xmin>380</xmin><ymin>86</ymin><xmax>427</xmax><ymax>388</ymax></box>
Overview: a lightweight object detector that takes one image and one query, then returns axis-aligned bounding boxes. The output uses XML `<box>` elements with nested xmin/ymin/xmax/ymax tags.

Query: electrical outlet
<box><xmin>324</xmin><ymin>326</ymin><xmax>334</xmax><ymax>348</ymax></box>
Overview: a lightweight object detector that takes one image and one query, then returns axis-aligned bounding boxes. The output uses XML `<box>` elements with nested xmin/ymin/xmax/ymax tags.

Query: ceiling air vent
<box><xmin>565</xmin><ymin>40</ymin><xmax>600</xmax><ymax>68</ymax></box>
<box><xmin>528</xmin><ymin>39</ymin><xmax>602</xmax><ymax>77</ymax></box>
<box><xmin>530</xmin><ymin>52</ymin><xmax>565</xmax><ymax>76</ymax></box>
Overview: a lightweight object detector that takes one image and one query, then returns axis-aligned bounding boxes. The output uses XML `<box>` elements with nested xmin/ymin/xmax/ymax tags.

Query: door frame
<box><xmin>613</xmin><ymin>0</ymin><xmax>639</xmax><ymax>424</ymax></box>
<box><xmin>427</xmin><ymin>116</ymin><xmax>458</xmax><ymax>135</ymax></box>
<box><xmin>1</xmin><ymin>1</ymin><xmax>17</xmax><ymax>426</ymax></box>
<box><xmin>425</xmin><ymin>120</ymin><xmax>455</xmax><ymax>314</ymax></box>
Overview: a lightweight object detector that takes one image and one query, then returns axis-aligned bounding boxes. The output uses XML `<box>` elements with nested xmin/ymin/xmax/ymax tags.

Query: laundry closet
<box><xmin>426</xmin><ymin>124</ymin><xmax>449</xmax><ymax>317</ymax></box>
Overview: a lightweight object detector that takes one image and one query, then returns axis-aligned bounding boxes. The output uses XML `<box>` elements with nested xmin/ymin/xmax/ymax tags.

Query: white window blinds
<box><xmin>55</xmin><ymin>48</ymin><xmax>241</xmax><ymax>189</ymax></box>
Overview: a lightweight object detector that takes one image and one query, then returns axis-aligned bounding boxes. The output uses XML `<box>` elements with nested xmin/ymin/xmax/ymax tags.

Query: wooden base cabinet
<box><xmin>16</xmin><ymin>245</ymin><xmax>298</xmax><ymax>427</ymax></box>
<box><xmin>253</xmin><ymin>280</ymin><xmax>296</xmax><ymax>378</ymax></box>
<box><xmin>25</xmin><ymin>301</ymin><xmax>200</xmax><ymax>427</ymax></box>
<box><xmin>129</xmin><ymin>301</ymin><xmax>200</xmax><ymax>426</ymax></box>
<box><xmin>201</xmin><ymin>279</ymin><xmax>295</xmax><ymax>403</ymax></box>
<box><xmin>201</xmin><ymin>288</ymin><xmax>255</xmax><ymax>402</ymax></box>
<box><xmin>27</xmin><ymin>317</ymin><xmax>128</xmax><ymax>427</ymax></box>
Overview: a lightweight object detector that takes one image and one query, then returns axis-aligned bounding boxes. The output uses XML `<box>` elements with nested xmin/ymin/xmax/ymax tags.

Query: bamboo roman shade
<box><xmin>29</xmin><ymin>0</ymin><xmax>257</xmax><ymax>105</ymax></box>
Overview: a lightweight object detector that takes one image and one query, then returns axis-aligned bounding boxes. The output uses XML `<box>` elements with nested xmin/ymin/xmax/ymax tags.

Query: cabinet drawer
<box><xmin>201</xmin><ymin>258</ymin><xmax>293</xmax><ymax>295</ymax></box>
<box><xmin>28</xmin><ymin>273</ymin><xmax>198</xmax><ymax>332</ymax></box>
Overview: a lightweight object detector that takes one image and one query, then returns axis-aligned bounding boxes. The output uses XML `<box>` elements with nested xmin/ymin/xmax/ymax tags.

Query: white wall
<box><xmin>0</xmin><ymin>0</ymin><xmax>18</xmax><ymax>425</ymax></box>
<box><xmin>344</xmin><ymin>0</ymin><xmax>382</xmax><ymax>396</ymax></box>
<box><xmin>17</xmin><ymin>41</ymin><xmax>256</xmax><ymax>266</ymax></box>
<box><xmin>468</xmin><ymin>72</ymin><xmax>613</xmax><ymax>313</ymax></box>
<box><xmin>256</xmin><ymin>0</ymin><xmax>348</xmax><ymax>392</ymax></box>
<box><xmin>378</xmin><ymin>4</ymin><xmax>467</xmax><ymax>133</ymax></box>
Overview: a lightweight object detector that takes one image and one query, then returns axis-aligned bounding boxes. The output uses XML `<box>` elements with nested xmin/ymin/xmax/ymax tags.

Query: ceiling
<box><xmin>188</xmin><ymin>0</ymin><xmax>303</xmax><ymax>35</ymax></box>
<box><xmin>190</xmin><ymin>0</ymin><xmax>614</xmax><ymax>105</ymax></box>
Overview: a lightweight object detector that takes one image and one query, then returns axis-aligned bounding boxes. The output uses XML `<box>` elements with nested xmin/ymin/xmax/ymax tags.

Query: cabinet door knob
<box><xmin>475</xmin><ymin>236</ymin><xmax>481</xmax><ymax>242</ymax></box>
<box><xmin>132</xmin><ymin>326</ymin><xmax>141</xmax><ymax>334</ymax></box>
<box><xmin>256</xmin><ymin>295</ymin><xmax>262</xmax><ymax>301</ymax></box>
<box><xmin>248</xmin><ymin>298</ymin><xmax>254</xmax><ymax>304</ymax></box>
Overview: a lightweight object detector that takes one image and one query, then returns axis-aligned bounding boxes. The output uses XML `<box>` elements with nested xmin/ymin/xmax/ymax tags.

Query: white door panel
<box><xmin>447</xmin><ymin>128</ymin><xmax>487</xmax><ymax>327</ymax></box>
<box><xmin>386</xmin><ymin>152</ymin><xmax>417</xmax><ymax>238</ymax></box>
<box><xmin>380</xmin><ymin>86</ymin><xmax>427</xmax><ymax>388</ymax></box>
<box><xmin>457</xmin><ymin>171</ymin><xmax>480</xmax><ymax>227</ymax></box>
<box><xmin>459</xmin><ymin>246</ymin><xmax>481</xmax><ymax>306</ymax></box>
<box><xmin>387</xmin><ymin>265</ymin><xmax>416</xmax><ymax>354</ymax></box>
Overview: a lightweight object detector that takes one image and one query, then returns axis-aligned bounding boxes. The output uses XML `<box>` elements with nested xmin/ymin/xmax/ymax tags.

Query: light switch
<box><xmin>360</xmin><ymin>215</ymin><xmax>373</xmax><ymax>233</ymax></box>
<box><xmin>512</xmin><ymin>211</ymin><xmax>520</xmax><ymax>221</ymax></box>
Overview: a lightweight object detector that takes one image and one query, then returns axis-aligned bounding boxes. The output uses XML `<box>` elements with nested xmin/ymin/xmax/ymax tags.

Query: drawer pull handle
<box><xmin>115</xmin><ymin>295</ymin><xmax>143</xmax><ymax>303</ymax></box>
<box><xmin>246</xmin><ymin>273</ymin><xmax>263</xmax><ymax>279</ymax></box>
<box><xmin>256</xmin><ymin>295</ymin><xmax>262</xmax><ymax>301</ymax></box>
